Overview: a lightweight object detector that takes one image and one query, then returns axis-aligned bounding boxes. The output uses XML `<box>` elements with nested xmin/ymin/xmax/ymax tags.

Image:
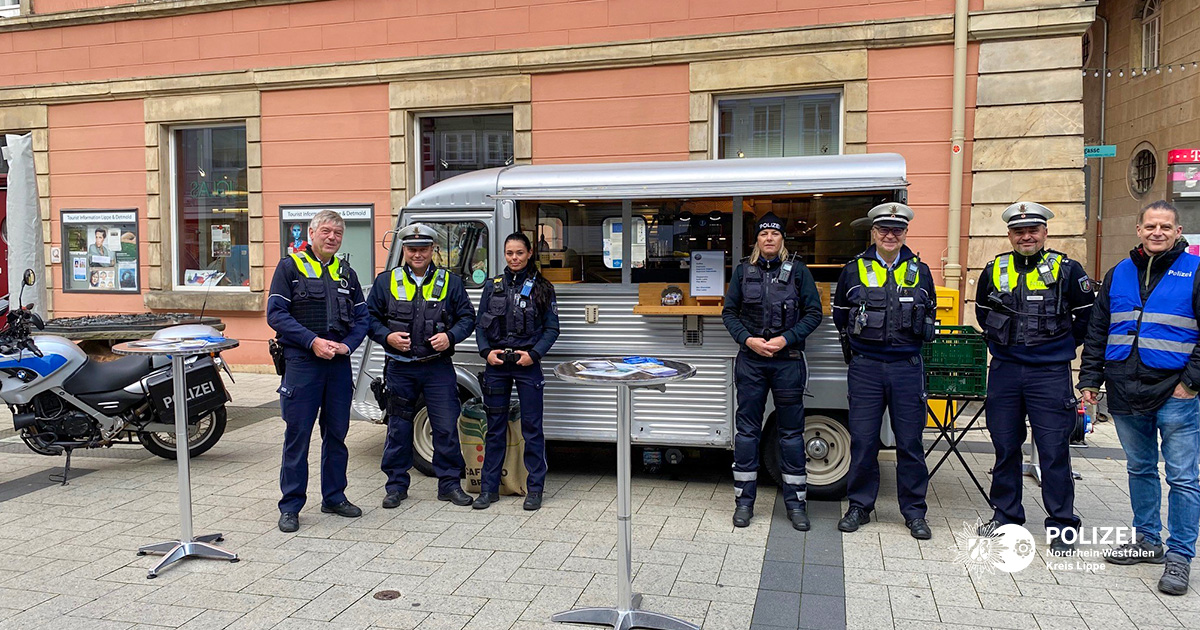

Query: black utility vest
<box><xmin>848</xmin><ymin>256</ymin><xmax>928</xmax><ymax>345</ymax></box>
<box><xmin>981</xmin><ymin>252</ymin><xmax>1070</xmax><ymax>346</ymax></box>
<box><xmin>384</xmin><ymin>266</ymin><xmax>453</xmax><ymax>359</ymax></box>
<box><xmin>479</xmin><ymin>272</ymin><xmax>542</xmax><ymax>349</ymax></box>
<box><xmin>288</xmin><ymin>251</ymin><xmax>353</xmax><ymax>337</ymax></box>
<box><xmin>739</xmin><ymin>258</ymin><xmax>802</xmax><ymax>338</ymax></box>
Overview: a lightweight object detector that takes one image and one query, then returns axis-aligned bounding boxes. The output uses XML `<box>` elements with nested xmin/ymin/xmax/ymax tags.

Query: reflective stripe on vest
<box><xmin>857</xmin><ymin>258</ymin><xmax>919</xmax><ymax>288</ymax></box>
<box><xmin>290</xmin><ymin>251</ymin><xmax>342</xmax><ymax>281</ymax></box>
<box><xmin>389</xmin><ymin>267</ymin><xmax>449</xmax><ymax>302</ymax></box>
<box><xmin>1105</xmin><ymin>252</ymin><xmax>1200</xmax><ymax>369</ymax></box>
<box><xmin>994</xmin><ymin>252</ymin><xmax>1061</xmax><ymax>293</ymax></box>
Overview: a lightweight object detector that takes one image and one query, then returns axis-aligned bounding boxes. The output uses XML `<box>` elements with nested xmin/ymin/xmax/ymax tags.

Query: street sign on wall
<box><xmin>1084</xmin><ymin>145</ymin><xmax>1117</xmax><ymax>159</ymax></box>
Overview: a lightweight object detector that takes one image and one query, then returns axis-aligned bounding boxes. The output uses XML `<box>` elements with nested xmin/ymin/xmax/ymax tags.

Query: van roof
<box><xmin>404</xmin><ymin>153</ymin><xmax>907</xmax><ymax>209</ymax></box>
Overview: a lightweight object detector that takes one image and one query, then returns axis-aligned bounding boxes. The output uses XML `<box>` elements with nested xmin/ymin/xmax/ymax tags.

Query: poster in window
<box><xmin>279</xmin><ymin>205</ymin><xmax>374</xmax><ymax>284</ymax></box>
<box><xmin>61</xmin><ymin>210</ymin><xmax>140</xmax><ymax>293</ymax></box>
<box><xmin>212</xmin><ymin>224</ymin><xmax>232</xmax><ymax>258</ymax></box>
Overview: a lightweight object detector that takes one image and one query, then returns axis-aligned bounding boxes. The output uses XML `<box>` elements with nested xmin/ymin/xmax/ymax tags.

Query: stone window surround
<box><xmin>1140</xmin><ymin>0</ymin><xmax>1162</xmax><ymax>70</ymax></box>
<box><xmin>686</xmin><ymin>51</ymin><xmax>868</xmax><ymax>161</ymax></box>
<box><xmin>143</xmin><ymin>91</ymin><xmax>263</xmax><ymax>313</ymax></box>
<box><xmin>0</xmin><ymin>104</ymin><xmax>52</xmax><ymax>312</ymax></box>
<box><xmin>710</xmin><ymin>88</ymin><xmax>847</xmax><ymax>160</ymax></box>
<box><xmin>388</xmin><ymin>75</ymin><xmax>533</xmax><ymax>229</ymax></box>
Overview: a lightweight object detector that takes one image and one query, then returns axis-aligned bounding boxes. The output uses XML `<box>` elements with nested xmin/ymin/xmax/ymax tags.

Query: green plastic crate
<box><xmin>922</xmin><ymin>325</ymin><xmax>987</xmax><ymax>369</ymax></box>
<box><xmin>925</xmin><ymin>367</ymin><xmax>988</xmax><ymax>397</ymax></box>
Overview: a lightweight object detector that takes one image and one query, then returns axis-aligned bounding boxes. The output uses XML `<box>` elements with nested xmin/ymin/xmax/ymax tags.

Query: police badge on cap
<box><xmin>1001</xmin><ymin>202</ymin><xmax>1054</xmax><ymax>229</ymax></box>
<box><xmin>866</xmin><ymin>203</ymin><xmax>914</xmax><ymax>229</ymax></box>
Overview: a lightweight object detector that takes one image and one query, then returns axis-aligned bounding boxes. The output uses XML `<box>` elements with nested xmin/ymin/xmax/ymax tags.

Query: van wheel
<box><xmin>412</xmin><ymin>396</ymin><xmax>436</xmax><ymax>477</ymax></box>
<box><xmin>761</xmin><ymin>412</ymin><xmax>851</xmax><ymax>500</ymax></box>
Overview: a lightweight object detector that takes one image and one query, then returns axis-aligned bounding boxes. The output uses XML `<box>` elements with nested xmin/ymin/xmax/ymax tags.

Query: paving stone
<box><xmin>798</xmin><ymin>593</ymin><xmax>845</xmax><ymax>630</ymax></box>
<box><xmin>751</xmin><ymin>589</ymin><xmax>800</xmax><ymax>628</ymax></box>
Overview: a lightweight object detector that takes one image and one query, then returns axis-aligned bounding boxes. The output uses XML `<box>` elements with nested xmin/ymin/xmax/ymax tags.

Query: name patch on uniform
<box><xmin>898</xmin><ymin>297</ymin><xmax>914</xmax><ymax>303</ymax></box>
<box><xmin>1026</xmin><ymin>295</ymin><xmax>1044</xmax><ymax>301</ymax></box>
<box><xmin>337</xmin><ymin>287</ymin><xmax>351</xmax><ymax>295</ymax></box>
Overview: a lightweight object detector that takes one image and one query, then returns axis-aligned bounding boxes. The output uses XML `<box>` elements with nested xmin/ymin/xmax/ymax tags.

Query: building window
<box><xmin>172</xmin><ymin>124</ymin><xmax>249</xmax><ymax>288</ymax></box>
<box><xmin>1141</xmin><ymin>0</ymin><xmax>1161</xmax><ymax>69</ymax></box>
<box><xmin>0</xmin><ymin>0</ymin><xmax>19</xmax><ymax>18</ymax></box>
<box><xmin>716</xmin><ymin>92</ymin><xmax>841</xmax><ymax>159</ymax></box>
<box><xmin>417</xmin><ymin>113</ymin><xmax>513</xmax><ymax>191</ymax></box>
<box><xmin>1130</xmin><ymin>147</ymin><xmax>1158</xmax><ymax>196</ymax></box>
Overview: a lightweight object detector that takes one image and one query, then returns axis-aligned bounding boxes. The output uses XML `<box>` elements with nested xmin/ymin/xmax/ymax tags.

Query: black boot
<box><xmin>733</xmin><ymin>505</ymin><xmax>753</xmax><ymax>528</ymax></box>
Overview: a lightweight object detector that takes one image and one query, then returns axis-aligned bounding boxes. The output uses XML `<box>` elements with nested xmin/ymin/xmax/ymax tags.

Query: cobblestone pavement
<box><xmin>0</xmin><ymin>373</ymin><xmax>1196</xmax><ymax>630</ymax></box>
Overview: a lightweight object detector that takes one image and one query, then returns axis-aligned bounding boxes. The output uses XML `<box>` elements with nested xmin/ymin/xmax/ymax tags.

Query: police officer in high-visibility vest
<box><xmin>975</xmin><ymin>202</ymin><xmax>1094</xmax><ymax>553</ymax></box>
<box><xmin>366</xmin><ymin>224</ymin><xmax>478</xmax><ymax>508</ymax></box>
<box><xmin>833</xmin><ymin>203</ymin><xmax>936</xmax><ymax>540</ymax></box>
<box><xmin>1080</xmin><ymin>200</ymin><xmax>1200</xmax><ymax>596</ymax></box>
<box><xmin>722</xmin><ymin>212</ymin><xmax>823</xmax><ymax>530</ymax></box>
<box><xmin>472</xmin><ymin>232</ymin><xmax>560</xmax><ymax>511</ymax></box>
<box><xmin>267</xmin><ymin>210</ymin><xmax>369</xmax><ymax>533</ymax></box>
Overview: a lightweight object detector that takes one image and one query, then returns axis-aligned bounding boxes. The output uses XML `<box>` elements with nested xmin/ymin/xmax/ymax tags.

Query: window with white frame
<box><xmin>716</xmin><ymin>92</ymin><xmax>842</xmax><ymax>159</ymax></box>
<box><xmin>0</xmin><ymin>0</ymin><xmax>20</xmax><ymax>18</ymax></box>
<box><xmin>171</xmin><ymin>124</ymin><xmax>249</xmax><ymax>288</ymax></box>
<box><xmin>1141</xmin><ymin>0</ymin><xmax>1162</xmax><ymax>69</ymax></box>
<box><xmin>417</xmin><ymin>112</ymin><xmax>513</xmax><ymax>191</ymax></box>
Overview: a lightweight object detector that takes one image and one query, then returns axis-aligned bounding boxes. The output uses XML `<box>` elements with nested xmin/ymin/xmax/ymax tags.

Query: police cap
<box><xmin>1001</xmin><ymin>202</ymin><xmax>1054</xmax><ymax>229</ymax></box>
<box><xmin>756</xmin><ymin>212</ymin><xmax>786</xmax><ymax>237</ymax></box>
<box><xmin>397</xmin><ymin>223</ymin><xmax>437</xmax><ymax>247</ymax></box>
<box><xmin>866</xmin><ymin>203</ymin><xmax>914</xmax><ymax>229</ymax></box>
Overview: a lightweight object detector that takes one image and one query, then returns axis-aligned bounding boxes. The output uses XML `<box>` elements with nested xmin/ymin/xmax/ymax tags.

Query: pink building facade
<box><xmin>0</xmin><ymin>0</ymin><xmax>1094</xmax><ymax>367</ymax></box>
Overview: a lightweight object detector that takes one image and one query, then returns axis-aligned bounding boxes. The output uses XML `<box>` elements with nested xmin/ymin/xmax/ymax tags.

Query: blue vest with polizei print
<box><xmin>1105</xmin><ymin>252</ymin><xmax>1200</xmax><ymax>370</ymax></box>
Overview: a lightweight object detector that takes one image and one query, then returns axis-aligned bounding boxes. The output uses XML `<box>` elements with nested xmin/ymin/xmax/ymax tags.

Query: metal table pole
<box><xmin>138</xmin><ymin>354</ymin><xmax>237</xmax><ymax>578</ymax></box>
<box><xmin>552</xmin><ymin>383</ymin><xmax>698</xmax><ymax>630</ymax></box>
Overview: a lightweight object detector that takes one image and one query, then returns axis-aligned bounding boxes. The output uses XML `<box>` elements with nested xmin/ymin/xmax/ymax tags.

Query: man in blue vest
<box><xmin>833</xmin><ymin>203</ymin><xmax>937</xmax><ymax>539</ymax></box>
<box><xmin>975</xmin><ymin>202</ymin><xmax>1094</xmax><ymax>554</ymax></box>
<box><xmin>366</xmin><ymin>223</ymin><xmax>477</xmax><ymax>509</ymax></box>
<box><xmin>267</xmin><ymin>210</ymin><xmax>369</xmax><ymax>533</ymax></box>
<box><xmin>1079</xmin><ymin>200</ymin><xmax>1200</xmax><ymax>596</ymax></box>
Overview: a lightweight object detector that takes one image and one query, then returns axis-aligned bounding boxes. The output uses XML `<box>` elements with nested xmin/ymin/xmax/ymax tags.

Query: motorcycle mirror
<box><xmin>22</xmin><ymin>269</ymin><xmax>35</xmax><ymax>287</ymax></box>
<box><xmin>31</xmin><ymin>313</ymin><xmax>44</xmax><ymax>330</ymax></box>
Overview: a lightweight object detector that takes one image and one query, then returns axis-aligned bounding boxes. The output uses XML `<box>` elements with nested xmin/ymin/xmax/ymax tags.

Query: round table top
<box><xmin>554</xmin><ymin>357</ymin><xmax>696</xmax><ymax>387</ymax></box>
<box><xmin>112</xmin><ymin>336</ymin><xmax>239</xmax><ymax>357</ymax></box>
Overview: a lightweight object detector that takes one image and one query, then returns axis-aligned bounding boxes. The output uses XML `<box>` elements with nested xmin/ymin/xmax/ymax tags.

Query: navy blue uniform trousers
<box><xmin>986</xmin><ymin>359</ymin><xmax>1080</xmax><ymax>529</ymax></box>
<box><xmin>278</xmin><ymin>354</ymin><xmax>352</xmax><ymax>514</ymax></box>
<box><xmin>734</xmin><ymin>352</ymin><xmax>808</xmax><ymax>511</ymax></box>
<box><xmin>382</xmin><ymin>358</ymin><xmax>465</xmax><ymax>495</ymax></box>
<box><xmin>481</xmin><ymin>362</ymin><xmax>548</xmax><ymax>494</ymax></box>
<box><xmin>846</xmin><ymin>354</ymin><xmax>929</xmax><ymax>520</ymax></box>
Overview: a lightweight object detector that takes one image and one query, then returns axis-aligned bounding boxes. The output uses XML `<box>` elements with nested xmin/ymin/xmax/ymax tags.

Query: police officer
<box><xmin>267</xmin><ymin>210</ymin><xmax>369</xmax><ymax>533</ymax></box>
<box><xmin>722</xmin><ymin>212</ymin><xmax>823</xmax><ymax>530</ymax></box>
<box><xmin>975</xmin><ymin>202</ymin><xmax>1093</xmax><ymax>553</ymax></box>
<box><xmin>833</xmin><ymin>203</ymin><xmax>936</xmax><ymax>539</ymax></box>
<box><xmin>472</xmin><ymin>232</ymin><xmax>560</xmax><ymax>511</ymax></box>
<box><xmin>366</xmin><ymin>224</ymin><xmax>477</xmax><ymax>508</ymax></box>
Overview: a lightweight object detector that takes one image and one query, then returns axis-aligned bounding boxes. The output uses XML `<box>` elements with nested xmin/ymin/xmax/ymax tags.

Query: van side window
<box><xmin>744</xmin><ymin>195</ymin><xmax>890</xmax><ymax>283</ymax></box>
<box><xmin>519</xmin><ymin>201</ymin><xmax>624</xmax><ymax>284</ymax></box>
<box><xmin>417</xmin><ymin>220</ymin><xmax>489</xmax><ymax>288</ymax></box>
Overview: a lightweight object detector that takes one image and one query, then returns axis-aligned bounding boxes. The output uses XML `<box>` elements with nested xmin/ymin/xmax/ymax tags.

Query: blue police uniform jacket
<box><xmin>1106</xmin><ymin>252</ymin><xmax>1200</xmax><ymax>370</ymax></box>
<box><xmin>722</xmin><ymin>255</ymin><xmax>823</xmax><ymax>356</ymax></box>
<box><xmin>365</xmin><ymin>264</ymin><xmax>477</xmax><ymax>361</ymax></box>
<box><xmin>832</xmin><ymin>245</ymin><xmax>936</xmax><ymax>362</ymax></box>
<box><xmin>475</xmin><ymin>267</ymin><xmax>560</xmax><ymax>362</ymax></box>
<box><xmin>266</xmin><ymin>247</ymin><xmax>369</xmax><ymax>359</ymax></box>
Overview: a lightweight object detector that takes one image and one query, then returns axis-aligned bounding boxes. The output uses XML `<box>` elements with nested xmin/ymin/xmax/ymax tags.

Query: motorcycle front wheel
<box><xmin>138</xmin><ymin>407</ymin><xmax>227</xmax><ymax>460</ymax></box>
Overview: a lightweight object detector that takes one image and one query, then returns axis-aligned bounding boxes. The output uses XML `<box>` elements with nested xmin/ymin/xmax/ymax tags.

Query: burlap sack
<box><xmin>459</xmin><ymin>398</ymin><xmax>529</xmax><ymax>496</ymax></box>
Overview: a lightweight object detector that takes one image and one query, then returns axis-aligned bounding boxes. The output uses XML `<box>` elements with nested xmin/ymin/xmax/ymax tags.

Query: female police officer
<box><xmin>722</xmin><ymin>212</ymin><xmax>823</xmax><ymax>530</ymax></box>
<box><xmin>472</xmin><ymin>233</ymin><xmax>560</xmax><ymax>511</ymax></box>
<box><xmin>832</xmin><ymin>203</ymin><xmax>936</xmax><ymax>539</ymax></box>
<box><xmin>366</xmin><ymin>224</ymin><xmax>477</xmax><ymax>508</ymax></box>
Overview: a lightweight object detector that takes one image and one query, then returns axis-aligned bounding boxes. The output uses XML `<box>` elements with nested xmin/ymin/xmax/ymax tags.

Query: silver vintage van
<box><xmin>351</xmin><ymin>153</ymin><xmax>915</xmax><ymax>498</ymax></box>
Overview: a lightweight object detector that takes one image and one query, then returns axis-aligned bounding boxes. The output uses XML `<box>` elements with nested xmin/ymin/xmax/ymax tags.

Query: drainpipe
<box><xmin>945</xmin><ymin>0</ymin><xmax>969</xmax><ymax>291</ymax></box>
<box><xmin>1095</xmin><ymin>16</ymin><xmax>1109</xmax><ymax>276</ymax></box>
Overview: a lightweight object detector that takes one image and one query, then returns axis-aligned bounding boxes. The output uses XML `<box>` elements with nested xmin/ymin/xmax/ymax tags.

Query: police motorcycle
<box><xmin>2</xmin><ymin>270</ymin><xmax>233</xmax><ymax>481</ymax></box>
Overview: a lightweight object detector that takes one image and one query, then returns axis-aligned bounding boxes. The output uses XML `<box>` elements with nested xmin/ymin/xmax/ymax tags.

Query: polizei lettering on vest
<box><xmin>162</xmin><ymin>380</ymin><xmax>218</xmax><ymax>410</ymax></box>
<box><xmin>1168</xmin><ymin>269</ymin><xmax>1194</xmax><ymax>278</ymax></box>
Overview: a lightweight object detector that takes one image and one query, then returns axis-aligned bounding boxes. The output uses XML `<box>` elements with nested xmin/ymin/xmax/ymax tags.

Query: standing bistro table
<box><xmin>552</xmin><ymin>357</ymin><xmax>698</xmax><ymax>630</ymax></box>
<box><xmin>113</xmin><ymin>336</ymin><xmax>240</xmax><ymax>579</ymax></box>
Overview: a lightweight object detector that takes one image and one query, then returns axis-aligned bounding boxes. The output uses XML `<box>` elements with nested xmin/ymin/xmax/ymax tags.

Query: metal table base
<box><xmin>552</xmin><ymin>382</ymin><xmax>698</xmax><ymax>630</ymax></box>
<box><xmin>925</xmin><ymin>396</ymin><xmax>992</xmax><ymax>507</ymax></box>
<box><xmin>113</xmin><ymin>349</ymin><xmax>239</xmax><ymax>579</ymax></box>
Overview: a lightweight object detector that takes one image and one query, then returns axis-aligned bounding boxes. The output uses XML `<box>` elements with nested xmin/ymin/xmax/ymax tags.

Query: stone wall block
<box><xmin>689</xmin><ymin>93</ymin><xmax>710</xmax><ymax>123</ymax></box>
<box><xmin>690</xmin><ymin>51</ymin><xmax>868</xmax><ymax>93</ymax></box>
<box><xmin>514</xmin><ymin>131</ymin><xmax>532</xmax><ymax>160</ymax></box>
<box><xmin>845</xmin><ymin>112</ymin><xmax>867</xmax><ymax>145</ymax></box>
<box><xmin>513</xmin><ymin>103</ymin><xmax>533</xmax><ymax>132</ymax></box>
<box><xmin>389</xmin><ymin>76</ymin><xmax>531</xmax><ymax>110</ymax></box>
<box><xmin>689</xmin><ymin>123</ymin><xmax>709</xmax><ymax>154</ymax></box>
<box><xmin>978</xmin><ymin>37</ymin><xmax>1081</xmax><ymax>74</ymax></box>
<box><xmin>969</xmin><ymin>202</ymin><xmax>1086</xmax><ymax>237</ymax></box>
<box><xmin>389</xmin><ymin>109</ymin><xmax>407</xmax><ymax>137</ymax></box>
<box><xmin>973</xmin><ymin>136</ymin><xmax>1084</xmax><ymax>171</ymax></box>
<box><xmin>974</xmin><ymin>103</ymin><xmax>1083</xmax><ymax>138</ymax></box>
<box><xmin>971</xmin><ymin>170</ymin><xmax>1085</xmax><ymax>205</ymax></box>
<box><xmin>144</xmin><ymin>91</ymin><xmax>259</xmax><ymax>123</ymax></box>
<box><xmin>976</xmin><ymin>69</ymin><xmax>1082</xmax><ymax>106</ymax></box>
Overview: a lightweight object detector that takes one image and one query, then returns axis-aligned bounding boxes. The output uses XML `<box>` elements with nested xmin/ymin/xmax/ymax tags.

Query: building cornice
<box><xmin>0</xmin><ymin>3</ymin><xmax>1095</xmax><ymax>106</ymax></box>
<box><xmin>0</xmin><ymin>0</ymin><xmax>324</xmax><ymax>32</ymax></box>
